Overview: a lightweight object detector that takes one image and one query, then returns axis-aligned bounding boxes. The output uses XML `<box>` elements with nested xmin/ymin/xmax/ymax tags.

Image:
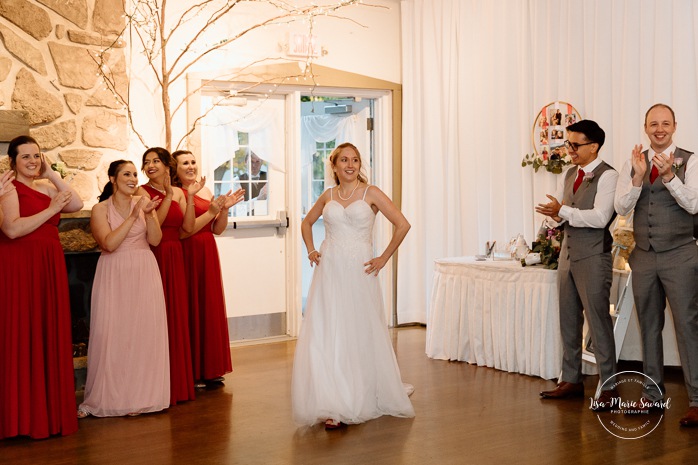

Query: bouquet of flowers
<box><xmin>521</xmin><ymin>146</ymin><xmax>572</xmax><ymax>174</ymax></box>
<box><xmin>522</xmin><ymin>225</ymin><xmax>563</xmax><ymax>269</ymax></box>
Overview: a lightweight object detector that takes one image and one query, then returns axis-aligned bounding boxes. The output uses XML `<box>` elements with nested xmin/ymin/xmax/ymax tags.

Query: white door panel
<box><xmin>216</xmin><ymin>228</ymin><xmax>286</xmax><ymax>318</ymax></box>
<box><xmin>201</xmin><ymin>96</ymin><xmax>287</xmax><ymax>337</ymax></box>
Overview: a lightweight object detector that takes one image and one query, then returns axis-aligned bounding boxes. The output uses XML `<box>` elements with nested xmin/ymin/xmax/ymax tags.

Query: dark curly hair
<box><xmin>141</xmin><ymin>147</ymin><xmax>175</xmax><ymax>175</ymax></box>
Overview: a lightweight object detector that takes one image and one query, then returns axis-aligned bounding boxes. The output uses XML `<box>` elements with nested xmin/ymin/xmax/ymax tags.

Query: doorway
<box><xmin>188</xmin><ymin>66</ymin><xmax>400</xmax><ymax>341</ymax></box>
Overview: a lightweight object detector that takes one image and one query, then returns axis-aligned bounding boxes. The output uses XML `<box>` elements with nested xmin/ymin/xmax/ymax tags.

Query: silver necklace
<box><xmin>148</xmin><ymin>181</ymin><xmax>165</xmax><ymax>193</ymax></box>
<box><xmin>337</xmin><ymin>180</ymin><xmax>359</xmax><ymax>201</ymax></box>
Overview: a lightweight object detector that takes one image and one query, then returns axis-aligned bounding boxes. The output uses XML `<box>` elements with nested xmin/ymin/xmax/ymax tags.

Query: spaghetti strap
<box><xmin>362</xmin><ymin>185</ymin><xmax>371</xmax><ymax>200</ymax></box>
<box><xmin>330</xmin><ymin>186</ymin><xmax>333</xmax><ymax>201</ymax></box>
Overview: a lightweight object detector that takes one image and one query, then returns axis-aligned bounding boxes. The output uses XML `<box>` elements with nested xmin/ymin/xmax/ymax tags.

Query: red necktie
<box><xmin>573</xmin><ymin>169</ymin><xmax>584</xmax><ymax>193</ymax></box>
<box><xmin>650</xmin><ymin>165</ymin><xmax>659</xmax><ymax>184</ymax></box>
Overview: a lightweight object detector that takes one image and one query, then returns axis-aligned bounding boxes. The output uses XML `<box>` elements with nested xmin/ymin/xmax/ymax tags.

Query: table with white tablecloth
<box><xmin>426</xmin><ymin>257</ymin><xmax>562</xmax><ymax>379</ymax></box>
<box><xmin>426</xmin><ymin>257</ymin><xmax>681</xmax><ymax>381</ymax></box>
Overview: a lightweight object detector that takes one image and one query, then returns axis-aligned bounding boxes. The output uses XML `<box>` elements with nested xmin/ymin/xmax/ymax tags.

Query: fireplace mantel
<box><xmin>0</xmin><ymin>110</ymin><xmax>30</xmax><ymax>143</ymax></box>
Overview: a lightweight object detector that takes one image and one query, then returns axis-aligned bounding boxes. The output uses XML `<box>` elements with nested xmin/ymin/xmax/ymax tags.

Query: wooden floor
<box><xmin>3</xmin><ymin>326</ymin><xmax>698</xmax><ymax>464</ymax></box>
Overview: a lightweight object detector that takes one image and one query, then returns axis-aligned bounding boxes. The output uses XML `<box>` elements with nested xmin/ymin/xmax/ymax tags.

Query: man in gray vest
<box><xmin>536</xmin><ymin>120</ymin><xmax>619</xmax><ymax>409</ymax></box>
<box><xmin>615</xmin><ymin>103</ymin><xmax>698</xmax><ymax>426</ymax></box>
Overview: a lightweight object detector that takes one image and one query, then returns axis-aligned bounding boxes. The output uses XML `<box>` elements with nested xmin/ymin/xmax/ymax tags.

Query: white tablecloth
<box><xmin>426</xmin><ymin>257</ymin><xmax>562</xmax><ymax>380</ymax></box>
<box><xmin>426</xmin><ymin>257</ymin><xmax>682</xmax><ymax>381</ymax></box>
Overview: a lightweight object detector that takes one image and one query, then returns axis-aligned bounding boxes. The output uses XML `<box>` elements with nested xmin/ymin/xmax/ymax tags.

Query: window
<box><xmin>312</xmin><ymin>140</ymin><xmax>335</xmax><ymax>202</ymax></box>
<box><xmin>213</xmin><ymin>131</ymin><xmax>269</xmax><ymax>217</ymax></box>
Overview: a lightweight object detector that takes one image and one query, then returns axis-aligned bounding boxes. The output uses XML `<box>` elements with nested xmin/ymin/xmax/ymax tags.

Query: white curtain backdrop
<box><xmin>301</xmin><ymin>114</ymin><xmax>359</xmax><ymax>188</ymax></box>
<box><xmin>398</xmin><ymin>0</ymin><xmax>698</xmax><ymax>324</ymax></box>
<box><xmin>202</xmin><ymin>100</ymin><xmax>284</xmax><ymax>172</ymax></box>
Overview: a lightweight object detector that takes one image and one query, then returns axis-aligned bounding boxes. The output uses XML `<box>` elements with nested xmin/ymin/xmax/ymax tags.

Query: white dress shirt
<box><xmin>614</xmin><ymin>143</ymin><xmax>698</xmax><ymax>215</ymax></box>
<box><xmin>553</xmin><ymin>157</ymin><xmax>619</xmax><ymax>228</ymax></box>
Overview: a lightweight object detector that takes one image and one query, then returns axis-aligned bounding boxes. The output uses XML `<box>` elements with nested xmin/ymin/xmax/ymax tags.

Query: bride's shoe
<box><xmin>324</xmin><ymin>419</ymin><xmax>346</xmax><ymax>430</ymax></box>
<box><xmin>77</xmin><ymin>409</ymin><xmax>90</xmax><ymax>419</ymax></box>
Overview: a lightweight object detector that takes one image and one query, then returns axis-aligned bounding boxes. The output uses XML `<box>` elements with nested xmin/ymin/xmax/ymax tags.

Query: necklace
<box><xmin>148</xmin><ymin>181</ymin><xmax>165</xmax><ymax>193</ymax></box>
<box><xmin>337</xmin><ymin>180</ymin><xmax>360</xmax><ymax>201</ymax></box>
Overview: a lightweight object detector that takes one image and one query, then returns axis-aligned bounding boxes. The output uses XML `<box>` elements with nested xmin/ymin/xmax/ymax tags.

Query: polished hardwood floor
<box><xmin>3</xmin><ymin>326</ymin><xmax>698</xmax><ymax>464</ymax></box>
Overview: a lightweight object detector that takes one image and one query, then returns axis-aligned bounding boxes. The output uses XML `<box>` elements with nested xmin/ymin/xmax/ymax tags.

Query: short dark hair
<box><xmin>7</xmin><ymin>135</ymin><xmax>40</xmax><ymax>170</ymax></box>
<box><xmin>644</xmin><ymin>103</ymin><xmax>675</xmax><ymax>125</ymax></box>
<box><xmin>566</xmin><ymin>119</ymin><xmax>605</xmax><ymax>150</ymax></box>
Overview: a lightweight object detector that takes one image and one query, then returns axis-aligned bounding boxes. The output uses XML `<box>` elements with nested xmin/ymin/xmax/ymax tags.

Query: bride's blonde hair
<box><xmin>329</xmin><ymin>143</ymin><xmax>368</xmax><ymax>185</ymax></box>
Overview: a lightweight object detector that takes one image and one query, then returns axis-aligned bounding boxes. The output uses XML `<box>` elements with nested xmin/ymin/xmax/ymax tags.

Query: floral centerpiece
<box><xmin>522</xmin><ymin>226</ymin><xmax>563</xmax><ymax>269</ymax></box>
<box><xmin>521</xmin><ymin>146</ymin><xmax>572</xmax><ymax>174</ymax></box>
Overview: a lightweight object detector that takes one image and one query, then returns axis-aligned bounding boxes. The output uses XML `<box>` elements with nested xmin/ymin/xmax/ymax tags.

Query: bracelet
<box><xmin>307</xmin><ymin>250</ymin><xmax>317</xmax><ymax>258</ymax></box>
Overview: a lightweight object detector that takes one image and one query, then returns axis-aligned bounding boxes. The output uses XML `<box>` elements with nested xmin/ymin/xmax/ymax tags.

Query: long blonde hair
<box><xmin>329</xmin><ymin>143</ymin><xmax>368</xmax><ymax>185</ymax></box>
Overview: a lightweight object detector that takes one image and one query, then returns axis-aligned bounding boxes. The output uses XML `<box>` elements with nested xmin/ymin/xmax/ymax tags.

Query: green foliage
<box><xmin>51</xmin><ymin>162</ymin><xmax>68</xmax><ymax>179</ymax></box>
<box><xmin>521</xmin><ymin>152</ymin><xmax>571</xmax><ymax>174</ymax></box>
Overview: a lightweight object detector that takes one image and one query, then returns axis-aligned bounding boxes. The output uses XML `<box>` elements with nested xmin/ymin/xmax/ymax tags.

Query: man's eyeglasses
<box><xmin>564</xmin><ymin>140</ymin><xmax>594</xmax><ymax>151</ymax></box>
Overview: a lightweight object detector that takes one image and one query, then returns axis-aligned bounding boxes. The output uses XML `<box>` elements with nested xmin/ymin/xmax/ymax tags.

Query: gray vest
<box><xmin>632</xmin><ymin>148</ymin><xmax>695</xmax><ymax>252</ymax></box>
<box><xmin>561</xmin><ymin>161</ymin><xmax>616</xmax><ymax>261</ymax></box>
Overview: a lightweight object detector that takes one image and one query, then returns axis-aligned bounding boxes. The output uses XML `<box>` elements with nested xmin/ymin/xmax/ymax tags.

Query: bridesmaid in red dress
<box><xmin>172</xmin><ymin>150</ymin><xmax>244</xmax><ymax>387</ymax></box>
<box><xmin>139</xmin><ymin>147</ymin><xmax>201</xmax><ymax>404</ymax></box>
<box><xmin>0</xmin><ymin>136</ymin><xmax>83</xmax><ymax>439</ymax></box>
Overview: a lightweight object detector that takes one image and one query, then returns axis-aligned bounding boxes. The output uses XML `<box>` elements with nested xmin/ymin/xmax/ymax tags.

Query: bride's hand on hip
<box><xmin>364</xmin><ymin>256</ymin><xmax>387</xmax><ymax>276</ymax></box>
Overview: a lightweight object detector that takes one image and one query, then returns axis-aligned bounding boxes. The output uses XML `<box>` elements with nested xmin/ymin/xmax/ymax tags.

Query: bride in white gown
<box><xmin>292</xmin><ymin>143</ymin><xmax>415</xmax><ymax>430</ymax></box>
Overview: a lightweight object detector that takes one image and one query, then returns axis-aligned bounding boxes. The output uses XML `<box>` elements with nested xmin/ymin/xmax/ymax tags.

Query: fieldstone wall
<box><xmin>0</xmin><ymin>0</ymin><xmax>127</xmax><ymax>204</ymax></box>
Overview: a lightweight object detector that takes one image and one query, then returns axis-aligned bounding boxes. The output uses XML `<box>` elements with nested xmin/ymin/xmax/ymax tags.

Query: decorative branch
<box><xmin>92</xmin><ymin>0</ymin><xmax>382</xmax><ymax>152</ymax></box>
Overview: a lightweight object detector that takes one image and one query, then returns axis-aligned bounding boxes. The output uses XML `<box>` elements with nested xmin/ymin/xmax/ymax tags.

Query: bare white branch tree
<box><xmin>94</xmin><ymin>0</ymin><xmax>383</xmax><ymax>152</ymax></box>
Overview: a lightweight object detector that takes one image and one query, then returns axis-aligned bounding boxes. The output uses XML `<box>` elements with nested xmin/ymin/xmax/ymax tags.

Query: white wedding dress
<box><xmin>292</xmin><ymin>186</ymin><xmax>415</xmax><ymax>426</ymax></box>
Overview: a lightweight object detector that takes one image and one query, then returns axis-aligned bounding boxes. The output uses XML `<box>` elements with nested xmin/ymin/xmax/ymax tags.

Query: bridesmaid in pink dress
<box><xmin>172</xmin><ymin>150</ymin><xmax>244</xmax><ymax>387</ymax></box>
<box><xmin>0</xmin><ymin>136</ymin><xmax>83</xmax><ymax>439</ymax></box>
<box><xmin>79</xmin><ymin>160</ymin><xmax>169</xmax><ymax>417</ymax></box>
<box><xmin>139</xmin><ymin>147</ymin><xmax>201</xmax><ymax>405</ymax></box>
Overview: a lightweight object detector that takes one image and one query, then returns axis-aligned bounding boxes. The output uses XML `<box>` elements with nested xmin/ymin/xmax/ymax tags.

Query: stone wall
<box><xmin>0</xmin><ymin>0</ymin><xmax>127</xmax><ymax>204</ymax></box>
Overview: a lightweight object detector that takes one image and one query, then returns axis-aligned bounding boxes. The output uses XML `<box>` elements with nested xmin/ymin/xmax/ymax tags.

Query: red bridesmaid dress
<box><xmin>142</xmin><ymin>184</ymin><xmax>195</xmax><ymax>404</ymax></box>
<box><xmin>0</xmin><ymin>181</ymin><xmax>78</xmax><ymax>439</ymax></box>
<box><xmin>180</xmin><ymin>191</ymin><xmax>232</xmax><ymax>381</ymax></box>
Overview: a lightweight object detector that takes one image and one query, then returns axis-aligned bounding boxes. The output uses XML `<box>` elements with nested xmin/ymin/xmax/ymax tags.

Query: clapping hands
<box><xmin>208</xmin><ymin>189</ymin><xmax>245</xmax><ymax>214</ymax></box>
<box><xmin>131</xmin><ymin>196</ymin><xmax>162</xmax><ymax>219</ymax></box>
<box><xmin>221</xmin><ymin>188</ymin><xmax>246</xmax><ymax>209</ymax></box>
<box><xmin>0</xmin><ymin>171</ymin><xmax>16</xmax><ymax>196</ymax></box>
<box><xmin>187</xmin><ymin>176</ymin><xmax>206</xmax><ymax>198</ymax></box>
<box><xmin>535</xmin><ymin>195</ymin><xmax>563</xmax><ymax>222</ymax></box>
<box><xmin>630</xmin><ymin>144</ymin><xmax>647</xmax><ymax>182</ymax></box>
<box><xmin>162</xmin><ymin>174</ymin><xmax>174</xmax><ymax>198</ymax></box>
<box><xmin>652</xmin><ymin>151</ymin><xmax>675</xmax><ymax>181</ymax></box>
<box><xmin>49</xmin><ymin>190</ymin><xmax>73</xmax><ymax>214</ymax></box>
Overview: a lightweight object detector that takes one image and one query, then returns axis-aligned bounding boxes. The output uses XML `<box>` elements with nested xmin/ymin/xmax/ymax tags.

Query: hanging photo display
<box><xmin>523</xmin><ymin>101</ymin><xmax>582</xmax><ymax>173</ymax></box>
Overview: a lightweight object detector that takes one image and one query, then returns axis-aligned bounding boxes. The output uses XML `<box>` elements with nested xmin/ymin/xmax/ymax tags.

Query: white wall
<box><xmin>126</xmin><ymin>0</ymin><xmax>402</xmax><ymax>156</ymax></box>
<box><xmin>125</xmin><ymin>1</ymin><xmax>403</xmax><ymax>322</ymax></box>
